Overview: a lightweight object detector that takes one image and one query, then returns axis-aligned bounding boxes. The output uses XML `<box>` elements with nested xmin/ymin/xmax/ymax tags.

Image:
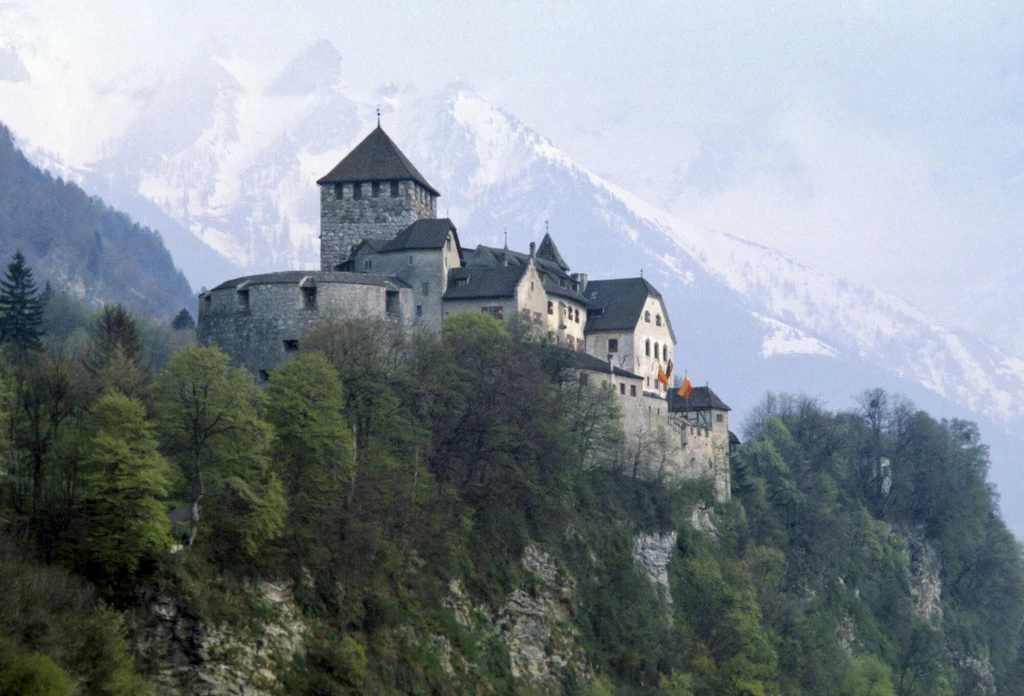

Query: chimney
<box><xmin>578</xmin><ymin>273</ymin><xmax>588</xmax><ymax>292</ymax></box>
<box><xmin>529</xmin><ymin>241</ymin><xmax>536</xmax><ymax>258</ymax></box>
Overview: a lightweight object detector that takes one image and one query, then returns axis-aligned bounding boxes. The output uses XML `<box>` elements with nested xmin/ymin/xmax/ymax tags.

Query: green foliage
<box><xmin>152</xmin><ymin>345</ymin><xmax>285</xmax><ymax>559</ymax></box>
<box><xmin>76</xmin><ymin>391</ymin><xmax>172</xmax><ymax>597</ymax></box>
<box><xmin>0</xmin><ymin>650</ymin><xmax>72</xmax><ymax>696</ymax></box>
<box><xmin>0</xmin><ymin>250</ymin><xmax>43</xmax><ymax>351</ymax></box>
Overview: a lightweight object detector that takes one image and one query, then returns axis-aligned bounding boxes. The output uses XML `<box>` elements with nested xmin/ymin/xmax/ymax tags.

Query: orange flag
<box><xmin>658</xmin><ymin>365</ymin><xmax>670</xmax><ymax>386</ymax></box>
<box><xmin>677</xmin><ymin>372</ymin><xmax>693</xmax><ymax>399</ymax></box>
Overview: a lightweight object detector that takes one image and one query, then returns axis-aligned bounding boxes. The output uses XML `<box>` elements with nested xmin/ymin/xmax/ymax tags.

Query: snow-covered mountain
<box><xmin>3</xmin><ymin>40</ymin><xmax>1023</xmax><ymax>530</ymax></box>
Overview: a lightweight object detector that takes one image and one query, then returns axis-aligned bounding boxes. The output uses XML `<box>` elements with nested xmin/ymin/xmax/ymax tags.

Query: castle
<box><xmin>197</xmin><ymin>125</ymin><xmax>732</xmax><ymax>496</ymax></box>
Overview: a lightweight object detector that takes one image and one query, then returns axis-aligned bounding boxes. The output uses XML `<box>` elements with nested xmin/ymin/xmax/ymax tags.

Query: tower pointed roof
<box><xmin>316</xmin><ymin>126</ymin><xmax>439</xmax><ymax>196</ymax></box>
<box><xmin>536</xmin><ymin>232</ymin><xmax>570</xmax><ymax>271</ymax></box>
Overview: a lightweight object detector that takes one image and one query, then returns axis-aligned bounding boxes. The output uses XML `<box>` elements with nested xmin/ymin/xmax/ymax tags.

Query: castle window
<box><xmin>409</xmin><ymin>255</ymin><xmax>414</xmax><ymax>265</ymax></box>
<box><xmin>580</xmin><ymin>373</ymin><xmax>589</xmax><ymax>386</ymax></box>
<box><xmin>204</xmin><ymin>294</ymin><xmax>212</xmax><ymax>310</ymax></box>
<box><xmin>391</xmin><ymin>180</ymin><xmax>400</xmax><ymax>197</ymax></box>
<box><xmin>455</xmin><ymin>278</ymin><xmax>468</xmax><ymax>287</ymax></box>
<box><xmin>533</xmin><ymin>311</ymin><xmax>542</xmax><ymax>324</ymax></box>
<box><xmin>352</xmin><ymin>182</ymin><xmax>362</xmax><ymax>199</ymax></box>
<box><xmin>301</xmin><ymin>286</ymin><xmax>317</xmax><ymax>309</ymax></box>
<box><xmin>364</xmin><ymin>259</ymin><xmax>372</xmax><ymax>270</ymax></box>
<box><xmin>283</xmin><ymin>340</ymin><xmax>299</xmax><ymax>352</ymax></box>
<box><xmin>481</xmin><ymin>305</ymin><xmax>504</xmax><ymax>320</ymax></box>
<box><xmin>620</xmin><ymin>383</ymin><xmax>626</xmax><ymax>395</ymax></box>
<box><xmin>530</xmin><ymin>281</ymin><xmax>534</xmax><ymax>291</ymax></box>
<box><xmin>258</xmin><ymin>369</ymin><xmax>269</xmax><ymax>382</ymax></box>
<box><xmin>645</xmin><ymin>310</ymin><xmax>650</xmax><ymax>322</ymax></box>
<box><xmin>236</xmin><ymin>288</ymin><xmax>249</xmax><ymax>313</ymax></box>
<box><xmin>334</xmin><ymin>184</ymin><xmax>343</xmax><ymax>200</ymax></box>
<box><xmin>608</xmin><ymin>338</ymin><xmax>618</xmax><ymax>353</ymax></box>
<box><xmin>386</xmin><ymin>290</ymin><xmax>399</xmax><ymax>316</ymax></box>
<box><xmin>630</xmin><ymin>384</ymin><xmax>636</xmax><ymax>397</ymax></box>
<box><xmin>372</xmin><ymin>181</ymin><xmax>380</xmax><ymax>198</ymax></box>
<box><xmin>422</xmin><ymin>282</ymin><xmax>430</xmax><ymax>296</ymax></box>
<box><xmin>447</xmin><ymin>237</ymin><xmax>452</xmax><ymax>251</ymax></box>
<box><xmin>717</xmin><ymin>413</ymin><xmax>723</xmax><ymax>423</ymax></box>
<box><xmin>645</xmin><ymin>339</ymin><xmax>651</xmax><ymax>357</ymax></box>
<box><xmin>575</xmin><ymin>309</ymin><xmax>580</xmax><ymax>322</ymax></box>
<box><xmin>547</xmin><ymin>301</ymin><xmax>553</xmax><ymax>315</ymax></box>
<box><xmin>654</xmin><ymin>343</ymin><xmax>660</xmax><ymax>360</ymax></box>
<box><xmin>656</xmin><ymin>314</ymin><xmax>662</xmax><ymax>326</ymax></box>
<box><xmin>416</xmin><ymin>305</ymin><xmax>423</xmax><ymax>317</ymax></box>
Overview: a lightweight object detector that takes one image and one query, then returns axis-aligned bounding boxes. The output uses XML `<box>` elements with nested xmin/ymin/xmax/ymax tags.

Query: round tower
<box><xmin>316</xmin><ymin>126</ymin><xmax>439</xmax><ymax>271</ymax></box>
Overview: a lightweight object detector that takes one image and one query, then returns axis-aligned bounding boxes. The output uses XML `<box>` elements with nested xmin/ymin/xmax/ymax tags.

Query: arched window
<box><xmin>645</xmin><ymin>339</ymin><xmax>651</xmax><ymax>356</ymax></box>
<box><xmin>654</xmin><ymin>343</ymin><xmax>660</xmax><ymax>360</ymax></box>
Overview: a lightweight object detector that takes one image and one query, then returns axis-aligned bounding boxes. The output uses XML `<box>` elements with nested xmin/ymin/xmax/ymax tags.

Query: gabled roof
<box><xmin>380</xmin><ymin>219</ymin><xmax>460</xmax><ymax>255</ymax></box>
<box><xmin>667</xmin><ymin>386</ymin><xmax>731</xmax><ymax>412</ymax></box>
<box><xmin>572</xmin><ymin>350</ymin><xmax>641</xmax><ymax>379</ymax></box>
<box><xmin>316</xmin><ymin>126</ymin><xmax>440</xmax><ymax>196</ymax></box>
<box><xmin>584</xmin><ymin>277</ymin><xmax>675</xmax><ymax>342</ymax></box>
<box><xmin>536</xmin><ymin>233</ymin><xmax>570</xmax><ymax>271</ymax></box>
<box><xmin>465</xmin><ymin>245</ymin><xmax>587</xmax><ymax>303</ymax></box>
<box><xmin>443</xmin><ymin>265</ymin><xmax>527</xmax><ymax>300</ymax></box>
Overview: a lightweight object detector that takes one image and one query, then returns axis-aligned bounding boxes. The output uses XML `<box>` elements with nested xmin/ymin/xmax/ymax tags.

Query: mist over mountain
<box><xmin>0</xmin><ymin>122</ymin><xmax>193</xmax><ymax>318</ymax></box>
<box><xmin>6</xmin><ymin>41</ymin><xmax>1024</xmax><ymax>532</ymax></box>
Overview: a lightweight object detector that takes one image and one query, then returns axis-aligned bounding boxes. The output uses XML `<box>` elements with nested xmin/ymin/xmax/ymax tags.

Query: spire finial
<box><xmin>545</xmin><ymin>219</ymin><xmax>549</xmax><ymax>236</ymax></box>
<box><xmin>640</xmin><ymin>268</ymin><xmax>643</xmax><ymax>278</ymax></box>
<box><xmin>376</xmin><ymin>105</ymin><xmax>381</xmax><ymax>128</ymax></box>
<box><xmin>503</xmin><ymin>228</ymin><xmax>508</xmax><ymax>249</ymax></box>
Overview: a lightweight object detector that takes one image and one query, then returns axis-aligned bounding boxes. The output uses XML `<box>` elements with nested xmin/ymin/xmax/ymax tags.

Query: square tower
<box><xmin>317</xmin><ymin>126</ymin><xmax>440</xmax><ymax>271</ymax></box>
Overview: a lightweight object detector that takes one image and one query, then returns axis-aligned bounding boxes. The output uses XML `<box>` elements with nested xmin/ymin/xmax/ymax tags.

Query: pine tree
<box><xmin>171</xmin><ymin>308</ymin><xmax>195</xmax><ymax>331</ymax></box>
<box><xmin>0</xmin><ymin>251</ymin><xmax>43</xmax><ymax>351</ymax></box>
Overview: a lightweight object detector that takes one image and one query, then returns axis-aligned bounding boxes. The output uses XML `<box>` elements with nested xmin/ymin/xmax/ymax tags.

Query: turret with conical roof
<box><xmin>317</xmin><ymin>126</ymin><xmax>440</xmax><ymax>270</ymax></box>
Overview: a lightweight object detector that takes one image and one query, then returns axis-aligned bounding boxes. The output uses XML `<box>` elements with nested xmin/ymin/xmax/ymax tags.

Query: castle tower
<box><xmin>316</xmin><ymin>126</ymin><xmax>439</xmax><ymax>271</ymax></box>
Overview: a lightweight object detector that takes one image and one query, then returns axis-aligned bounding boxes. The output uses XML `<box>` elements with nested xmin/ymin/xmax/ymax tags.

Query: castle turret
<box><xmin>316</xmin><ymin>126</ymin><xmax>439</xmax><ymax>271</ymax></box>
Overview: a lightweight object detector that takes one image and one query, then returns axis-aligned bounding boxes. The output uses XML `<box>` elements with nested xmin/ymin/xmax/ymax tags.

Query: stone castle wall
<box><xmin>319</xmin><ymin>180</ymin><xmax>436</xmax><ymax>270</ymax></box>
<box><xmin>198</xmin><ymin>276</ymin><xmax>412</xmax><ymax>378</ymax></box>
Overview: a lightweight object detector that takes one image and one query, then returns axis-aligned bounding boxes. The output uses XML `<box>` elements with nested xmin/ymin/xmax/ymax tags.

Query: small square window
<box><xmin>391</xmin><ymin>180</ymin><xmax>400</xmax><ymax>197</ymax></box>
<box><xmin>372</xmin><ymin>181</ymin><xmax>380</xmax><ymax>197</ymax></box>
<box><xmin>283</xmin><ymin>340</ymin><xmax>299</xmax><ymax>352</ymax></box>
<box><xmin>608</xmin><ymin>339</ymin><xmax>618</xmax><ymax>353</ymax></box>
<box><xmin>717</xmin><ymin>413</ymin><xmax>724</xmax><ymax>423</ymax></box>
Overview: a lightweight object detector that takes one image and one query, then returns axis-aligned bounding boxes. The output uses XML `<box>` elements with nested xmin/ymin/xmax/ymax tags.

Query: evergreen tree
<box><xmin>0</xmin><ymin>251</ymin><xmax>43</xmax><ymax>351</ymax></box>
<box><xmin>171</xmin><ymin>308</ymin><xmax>195</xmax><ymax>331</ymax></box>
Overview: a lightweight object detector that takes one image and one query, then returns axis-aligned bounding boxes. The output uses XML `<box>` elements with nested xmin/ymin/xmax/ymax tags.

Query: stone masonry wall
<box><xmin>198</xmin><ymin>278</ymin><xmax>412</xmax><ymax>378</ymax></box>
<box><xmin>319</xmin><ymin>180</ymin><xmax>435</xmax><ymax>270</ymax></box>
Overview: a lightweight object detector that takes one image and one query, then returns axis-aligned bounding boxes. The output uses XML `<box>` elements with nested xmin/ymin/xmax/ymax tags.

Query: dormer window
<box><xmin>455</xmin><ymin>278</ymin><xmax>468</xmax><ymax>288</ymax></box>
<box><xmin>372</xmin><ymin>181</ymin><xmax>381</xmax><ymax>198</ymax></box>
<box><xmin>364</xmin><ymin>259</ymin><xmax>372</xmax><ymax>271</ymax></box>
<box><xmin>391</xmin><ymin>180</ymin><xmax>400</xmax><ymax>197</ymax></box>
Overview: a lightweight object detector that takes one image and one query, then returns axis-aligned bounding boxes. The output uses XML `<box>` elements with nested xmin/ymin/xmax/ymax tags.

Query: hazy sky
<box><xmin>4</xmin><ymin>0</ymin><xmax>1023</xmax><ymax>349</ymax></box>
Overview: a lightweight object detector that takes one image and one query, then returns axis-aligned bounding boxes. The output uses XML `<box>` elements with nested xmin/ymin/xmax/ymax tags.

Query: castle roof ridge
<box><xmin>316</xmin><ymin>126</ymin><xmax>440</xmax><ymax>196</ymax></box>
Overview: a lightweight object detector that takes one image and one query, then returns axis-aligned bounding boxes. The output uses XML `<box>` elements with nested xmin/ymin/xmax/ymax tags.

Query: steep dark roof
<box><xmin>316</xmin><ymin>126</ymin><xmax>440</xmax><ymax>196</ymax></box>
<box><xmin>380</xmin><ymin>218</ymin><xmax>459</xmax><ymax>253</ymax></box>
<box><xmin>667</xmin><ymin>386</ymin><xmax>731</xmax><ymax>412</ymax></box>
<box><xmin>443</xmin><ymin>265</ymin><xmax>527</xmax><ymax>300</ymax></box>
<box><xmin>536</xmin><ymin>233</ymin><xmax>570</xmax><ymax>271</ymax></box>
<box><xmin>584</xmin><ymin>278</ymin><xmax>674</xmax><ymax>341</ymax></box>
<box><xmin>465</xmin><ymin>245</ymin><xmax>587</xmax><ymax>304</ymax></box>
<box><xmin>209</xmin><ymin>271</ymin><xmax>405</xmax><ymax>292</ymax></box>
<box><xmin>572</xmin><ymin>351</ymin><xmax>641</xmax><ymax>379</ymax></box>
<box><xmin>729</xmin><ymin>431</ymin><xmax>741</xmax><ymax>445</ymax></box>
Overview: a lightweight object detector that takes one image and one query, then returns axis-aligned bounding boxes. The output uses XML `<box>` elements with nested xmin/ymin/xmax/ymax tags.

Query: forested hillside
<box><xmin>0</xmin><ymin>122</ymin><xmax>193</xmax><ymax>318</ymax></box>
<box><xmin>0</xmin><ymin>308</ymin><xmax>1022</xmax><ymax>695</ymax></box>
